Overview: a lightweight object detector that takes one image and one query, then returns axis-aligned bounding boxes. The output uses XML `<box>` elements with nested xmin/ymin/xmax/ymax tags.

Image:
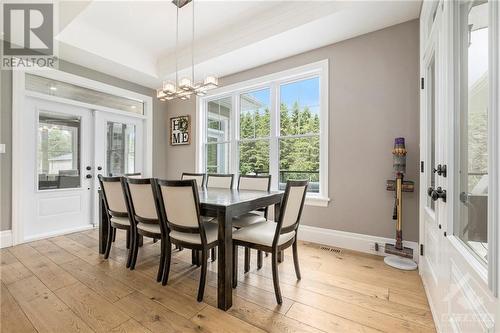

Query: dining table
<box><xmin>99</xmin><ymin>187</ymin><xmax>284</xmax><ymax>311</ymax></box>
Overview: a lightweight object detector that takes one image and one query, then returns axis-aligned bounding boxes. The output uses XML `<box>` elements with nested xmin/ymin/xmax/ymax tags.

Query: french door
<box><xmin>20</xmin><ymin>98</ymin><xmax>144</xmax><ymax>241</ymax></box>
<box><xmin>420</xmin><ymin>1</ymin><xmax>498</xmax><ymax>332</ymax></box>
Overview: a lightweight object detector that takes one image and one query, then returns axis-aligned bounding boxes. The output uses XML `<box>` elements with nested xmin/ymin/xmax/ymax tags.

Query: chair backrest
<box><xmin>238</xmin><ymin>175</ymin><xmax>271</xmax><ymax>191</ymax></box>
<box><xmin>181</xmin><ymin>172</ymin><xmax>206</xmax><ymax>187</ymax></box>
<box><xmin>206</xmin><ymin>174</ymin><xmax>234</xmax><ymax>189</ymax></box>
<box><xmin>122</xmin><ymin>178</ymin><xmax>159</xmax><ymax>225</ymax></box>
<box><xmin>153</xmin><ymin>179</ymin><xmax>208</xmax><ymax>244</ymax></box>
<box><xmin>125</xmin><ymin>172</ymin><xmax>142</xmax><ymax>178</ymax></box>
<box><xmin>98</xmin><ymin>175</ymin><xmax>128</xmax><ymax>217</ymax></box>
<box><xmin>274</xmin><ymin>180</ymin><xmax>308</xmax><ymax>245</ymax></box>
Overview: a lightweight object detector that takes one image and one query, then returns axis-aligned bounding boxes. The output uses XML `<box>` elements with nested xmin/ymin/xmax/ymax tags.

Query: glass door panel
<box><xmin>106</xmin><ymin>122</ymin><xmax>136</xmax><ymax>176</ymax></box>
<box><xmin>38</xmin><ymin>112</ymin><xmax>81</xmax><ymax>190</ymax></box>
<box><xmin>455</xmin><ymin>0</ymin><xmax>489</xmax><ymax>263</ymax></box>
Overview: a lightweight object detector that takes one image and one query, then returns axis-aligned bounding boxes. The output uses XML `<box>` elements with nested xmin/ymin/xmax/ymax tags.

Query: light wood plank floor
<box><xmin>0</xmin><ymin>229</ymin><xmax>436</xmax><ymax>333</ymax></box>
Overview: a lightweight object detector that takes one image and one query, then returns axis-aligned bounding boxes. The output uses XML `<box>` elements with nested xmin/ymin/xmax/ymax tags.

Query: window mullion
<box><xmin>231</xmin><ymin>94</ymin><xmax>239</xmax><ymax>177</ymax></box>
<box><xmin>269</xmin><ymin>81</ymin><xmax>279</xmax><ymax>190</ymax></box>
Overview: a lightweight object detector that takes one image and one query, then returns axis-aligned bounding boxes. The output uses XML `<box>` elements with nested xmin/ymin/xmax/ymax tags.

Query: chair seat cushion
<box><xmin>170</xmin><ymin>222</ymin><xmax>224</xmax><ymax>245</ymax></box>
<box><xmin>233</xmin><ymin>221</ymin><xmax>296</xmax><ymax>247</ymax></box>
<box><xmin>110</xmin><ymin>216</ymin><xmax>130</xmax><ymax>227</ymax></box>
<box><xmin>232</xmin><ymin>212</ymin><xmax>266</xmax><ymax>228</ymax></box>
<box><xmin>137</xmin><ymin>222</ymin><xmax>161</xmax><ymax>235</ymax></box>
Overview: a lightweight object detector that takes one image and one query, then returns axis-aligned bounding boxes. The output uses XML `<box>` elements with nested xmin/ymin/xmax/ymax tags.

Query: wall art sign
<box><xmin>170</xmin><ymin>115</ymin><xmax>191</xmax><ymax>145</ymax></box>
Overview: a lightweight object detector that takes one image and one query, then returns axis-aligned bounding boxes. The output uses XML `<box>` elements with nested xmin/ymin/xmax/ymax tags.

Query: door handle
<box><xmin>86</xmin><ymin>174</ymin><xmax>92</xmax><ymax>179</ymax></box>
<box><xmin>432</xmin><ymin>164</ymin><xmax>447</xmax><ymax>177</ymax></box>
<box><xmin>428</xmin><ymin>186</ymin><xmax>446</xmax><ymax>202</ymax></box>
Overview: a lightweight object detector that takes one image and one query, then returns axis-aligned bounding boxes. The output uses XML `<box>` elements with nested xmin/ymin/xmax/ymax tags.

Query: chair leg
<box><xmin>257</xmin><ymin>250</ymin><xmax>263</xmax><ymax>270</ymax></box>
<box><xmin>197</xmin><ymin>249</ymin><xmax>208</xmax><ymax>302</ymax></box>
<box><xmin>271</xmin><ymin>250</ymin><xmax>283</xmax><ymax>304</ymax></box>
<box><xmin>278</xmin><ymin>250</ymin><xmax>284</xmax><ymax>263</ymax></box>
<box><xmin>191</xmin><ymin>249</ymin><xmax>197</xmax><ymax>265</ymax></box>
<box><xmin>129</xmin><ymin>232</ymin><xmax>140</xmax><ymax>270</ymax></box>
<box><xmin>126</xmin><ymin>230</ymin><xmax>130</xmax><ymax>249</ymax></box>
<box><xmin>104</xmin><ymin>226</ymin><xmax>113</xmax><ymax>259</ymax></box>
<box><xmin>138</xmin><ymin>235</ymin><xmax>144</xmax><ymax>247</ymax></box>
<box><xmin>126</xmin><ymin>228</ymin><xmax>134</xmax><ymax>268</ymax></box>
<box><xmin>244</xmin><ymin>247</ymin><xmax>250</xmax><ymax>273</ymax></box>
<box><xmin>157</xmin><ymin>237</ymin><xmax>166</xmax><ymax>282</ymax></box>
<box><xmin>112</xmin><ymin>228</ymin><xmax>116</xmax><ymax>242</ymax></box>
<box><xmin>211</xmin><ymin>247</ymin><xmax>217</xmax><ymax>262</ymax></box>
<box><xmin>292</xmin><ymin>239</ymin><xmax>301</xmax><ymax>280</ymax></box>
<box><xmin>153</xmin><ymin>238</ymin><xmax>158</xmax><ymax>243</ymax></box>
<box><xmin>195</xmin><ymin>250</ymin><xmax>201</xmax><ymax>267</ymax></box>
<box><xmin>232</xmin><ymin>245</ymin><xmax>238</xmax><ymax>288</ymax></box>
<box><xmin>162</xmin><ymin>240</ymin><xmax>172</xmax><ymax>286</ymax></box>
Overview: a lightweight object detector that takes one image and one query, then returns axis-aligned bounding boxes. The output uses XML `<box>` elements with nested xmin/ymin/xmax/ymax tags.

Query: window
<box><xmin>26</xmin><ymin>74</ymin><xmax>145</xmax><ymax>114</ymax></box>
<box><xmin>454</xmin><ymin>0</ymin><xmax>489</xmax><ymax>264</ymax></box>
<box><xmin>199</xmin><ymin>61</ymin><xmax>329</xmax><ymax>205</ymax></box>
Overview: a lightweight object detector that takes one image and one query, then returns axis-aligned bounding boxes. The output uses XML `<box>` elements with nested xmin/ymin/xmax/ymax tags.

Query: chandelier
<box><xmin>157</xmin><ymin>0</ymin><xmax>218</xmax><ymax>101</ymax></box>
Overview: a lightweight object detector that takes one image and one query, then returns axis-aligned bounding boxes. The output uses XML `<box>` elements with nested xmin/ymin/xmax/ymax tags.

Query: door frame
<box><xmin>11</xmin><ymin>66</ymin><xmax>153</xmax><ymax>245</ymax></box>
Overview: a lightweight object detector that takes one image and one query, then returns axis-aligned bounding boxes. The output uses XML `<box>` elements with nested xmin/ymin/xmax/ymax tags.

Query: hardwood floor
<box><xmin>0</xmin><ymin>229</ymin><xmax>436</xmax><ymax>333</ymax></box>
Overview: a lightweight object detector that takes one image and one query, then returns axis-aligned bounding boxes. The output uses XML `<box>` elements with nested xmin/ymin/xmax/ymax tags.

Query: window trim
<box><xmin>196</xmin><ymin>60</ymin><xmax>329</xmax><ymax>207</ymax></box>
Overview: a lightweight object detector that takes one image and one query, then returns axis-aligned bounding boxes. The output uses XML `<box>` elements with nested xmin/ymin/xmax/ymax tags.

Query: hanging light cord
<box><xmin>175</xmin><ymin>3</ymin><xmax>179</xmax><ymax>88</ymax></box>
<box><xmin>191</xmin><ymin>0</ymin><xmax>195</xmax><ymax>85</ymax></box>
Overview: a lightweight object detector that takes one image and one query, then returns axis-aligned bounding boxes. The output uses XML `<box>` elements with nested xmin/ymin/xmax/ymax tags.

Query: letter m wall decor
<box><xmin>170</xmin><ymin>115</ymin><xmax>191</xmax><ymax>145</ymax></box>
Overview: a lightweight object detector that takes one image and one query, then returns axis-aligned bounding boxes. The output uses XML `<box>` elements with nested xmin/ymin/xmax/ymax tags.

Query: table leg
<box><xmin>99</xmin><ymin>191</ymin><xmax>108</xmax><ymax>255</ymax></box>
<box><xmin>217</xmin><ymin>208</ymin><xmax>233</xmax><ymax>310</ymax></box>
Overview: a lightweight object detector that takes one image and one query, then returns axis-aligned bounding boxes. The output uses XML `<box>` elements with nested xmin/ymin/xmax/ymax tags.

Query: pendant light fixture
<box><xmin>157</xmin><ymin>0</ymin><xmax>218</xmax><ymax>101</ymax></box>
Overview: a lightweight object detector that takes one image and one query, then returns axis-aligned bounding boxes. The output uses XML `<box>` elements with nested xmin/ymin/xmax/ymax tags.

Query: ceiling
<box><xmin>54</xmin><ymin>0</ymin><xmax>422</xmax><ymax>89</ymax></box>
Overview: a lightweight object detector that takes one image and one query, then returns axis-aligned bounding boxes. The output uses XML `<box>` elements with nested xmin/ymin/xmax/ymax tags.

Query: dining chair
<box><xmin>181</xmin><ymin>172</ymin><xmax>206</xmax><ymax>187</ymax></box>
<box><xmin>122</xmin><ymin>177</ymin><xmax>168</xmax><ymax>283</ymax></box>
<box><xmin>206</xmin><ymin>173</ymin><xmax>234</xmax><ymax>189</ymax></box>
<box><xmin>233</xmin><ymin>175</ymin><xmax>271</xmax><ymax>271</ymax></box>
<box><xmin>98</xmin><ymin>175</ymin><xmax>134</xmax><ymax>267</ymax></box>
<box><xmin>153</xmin><ymin>179</ymin><xmax>221</xmax><ymax>301</ymax></box>
<box><xmin>232</xmin><ymin>180</ymin><xmax>308</xmax><ymax>304</ymax></box>
<box><xmin>181</xmin><ymin>172</ymin><xmax>212</xmax><ymax>262</ymax></box>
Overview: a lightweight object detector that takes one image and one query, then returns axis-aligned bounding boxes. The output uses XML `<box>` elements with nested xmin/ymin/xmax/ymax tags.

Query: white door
<box><xmin>21</xmin><ymin>97</ymin><xmax>94</xmax><ymax>241</ymax></box>
<box><xmin>420</xmin><ymin>1</ymin><xmax>448</xmax><ymax>312</ymax></box>
<box><xmin>93</xmin><ymin>111</ymin><xmax>144</xmax><ymax>223</ymax></box>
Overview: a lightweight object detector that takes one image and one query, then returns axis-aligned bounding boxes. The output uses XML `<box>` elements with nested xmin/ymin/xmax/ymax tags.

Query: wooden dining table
<box><xmin>98</xmin><ymin>187</ymin><xmax>283</xmax><ymax>311</ymax></box>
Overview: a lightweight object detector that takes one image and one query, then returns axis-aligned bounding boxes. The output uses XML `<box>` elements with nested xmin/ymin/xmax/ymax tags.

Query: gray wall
<box><xmin>165</xmin><ymin>20</ymin><xmax>420</xmax><ymax>241</ymax></box>
<box><xmin>0</xmin><ymin>60</ymin><xmax>168</xmax><ymax>231</ymax></box>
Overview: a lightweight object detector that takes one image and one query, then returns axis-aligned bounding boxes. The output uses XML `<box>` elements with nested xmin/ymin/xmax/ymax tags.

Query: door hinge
<box><xmin>420</xmin><ymin>244</ymin><xmax>424</xmax><ymax>256</ymax></box>
<box><xmin>421</xmin><ymin>77</ymin><xmax>424</xmax><ymax>90</ymax></box>
<box><xmin>420</xmin><ymin>161</ymin><xmax>424</xmax><ymax>173</ymax></box>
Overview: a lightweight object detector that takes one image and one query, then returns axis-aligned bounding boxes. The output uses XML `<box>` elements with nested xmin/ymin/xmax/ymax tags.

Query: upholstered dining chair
<box><xmin>181</xmin><ymin>172</ymin><xmax>213</xmax><ymax>263</ymax></box>
<box><xmin>122</xmin><ymin>177</ymin><xmax>167</xmax><ymax>283</ymax></box>
<box><xmin>153</xmin><ymin>179</ymin><xmax>221</xmax><ymax>301</ymax></box>
<box><xmin>98</xmin><ymin>175</ymin><xmax>134</xmax><ymax>267</ymax></box>
<box><xmin>206</xmin><ymin>174</ymin><xmax>234</xmax><ymax>189</ymax></box>
<box><xmin>181</xmin><ymin>172</ymin><xmax>206</xmax><ymax>187</ymax></box>
<box><xmin>232</xmin><ymin>180</ymin><xmax>308</xmax><ymax>304</ymax></box>
<box><xmin>233</xmin><ymin>175</ymin><xmax>271</xmax><ymax>271</ymax></box>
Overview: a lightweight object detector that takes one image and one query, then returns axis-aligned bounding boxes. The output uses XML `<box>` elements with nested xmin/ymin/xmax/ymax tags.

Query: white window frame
<box><xmin>196</xmin><ymin>60</ymin><xmax>329</xmax><ymax>207</ymax></box>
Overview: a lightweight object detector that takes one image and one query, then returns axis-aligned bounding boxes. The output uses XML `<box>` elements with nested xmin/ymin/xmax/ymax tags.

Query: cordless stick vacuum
<box><xmin>384</xmin><ymin>137</ymin><xmax>417</xmax><ymax>270</ymax></box>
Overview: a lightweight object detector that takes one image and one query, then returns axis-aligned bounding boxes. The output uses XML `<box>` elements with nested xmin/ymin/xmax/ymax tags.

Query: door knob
<box><xmin>86</xmin><ymin>174</ymin><xmax>92</xmax><ymax>179</ymax></box>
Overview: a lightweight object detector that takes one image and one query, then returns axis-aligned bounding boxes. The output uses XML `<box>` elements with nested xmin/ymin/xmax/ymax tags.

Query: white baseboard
<box><xmin>0</xmin><ymin>230</ymin><xmax>13</xmax><ymax>249</ymax></box>
<box><xmin>21</xmin><ymin>225</ymin><xmax>95</xmax><ymax>244</ymax></box>
<box><xmin>298</xmin><ymin>225</ymin><xmax>419</xmax><ymax>262</ymax></box>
